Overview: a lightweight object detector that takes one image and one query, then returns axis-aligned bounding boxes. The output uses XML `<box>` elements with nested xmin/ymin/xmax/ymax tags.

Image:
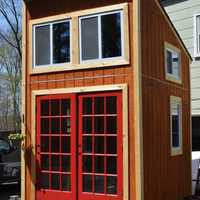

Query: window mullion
<box><xmin>98</xmin><ymin>15</ymin><xmax>102</xmax><ymax>59</ymax></box>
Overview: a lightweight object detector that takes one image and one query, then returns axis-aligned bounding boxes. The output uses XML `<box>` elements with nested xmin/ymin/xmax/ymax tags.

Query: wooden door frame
<box><xmin>30</xmin><ymin>84</ymin><xmax>129</xmax><ymax>200</ymax></box>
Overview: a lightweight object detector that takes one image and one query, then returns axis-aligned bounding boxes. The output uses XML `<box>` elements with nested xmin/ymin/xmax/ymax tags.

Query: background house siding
<box><xmin>163</xmin><ymin>0</ymin><xmax>200</xmax><ymax>115</ymax></box>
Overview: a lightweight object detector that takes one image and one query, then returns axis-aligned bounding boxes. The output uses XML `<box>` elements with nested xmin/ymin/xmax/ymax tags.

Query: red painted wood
<box><xmin>78</xmin><ymin>91</ymin><xmax>123</xmax><ymax>200</ymax></box>
<box><xmin>36</xmin><ymin>94</ymin><xmax>77</xmax><ymax>200</ymax></box>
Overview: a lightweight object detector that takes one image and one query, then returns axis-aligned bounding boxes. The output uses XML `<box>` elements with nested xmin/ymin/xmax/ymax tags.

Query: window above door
<box><xmin>29</xmin><ymin>3</ymin><xmax>129</xmax><ymax>74</ymax></box>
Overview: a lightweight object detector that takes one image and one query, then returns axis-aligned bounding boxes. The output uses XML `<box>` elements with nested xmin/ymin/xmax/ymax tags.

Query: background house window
<box><xmin>170</xmin><ymin>96</ymin><xmax>182</xmax><ymax>156</ymax></box>
<box><xmin>79</xmin><ymin>11</ymin><xmax>123</xmax><ymax>62</ymax></box>
<box><xmin>195</xmin><ymin>14</ymin><xmax>200</xmax><ymax>57</ymax></box>
<box><xmin>34</xmin><ymin>20</ymin><xmax>71</xmax><ymax>67</ymax></box>
<box><xmin>192</xmin><ymin>116</ymin><xmax>200</xmax><ymax>151</ymax></box>
<box><xmin>165</xmin><ymin>43</ymin><xmax>181</xmax><ymax>83</ymax></box>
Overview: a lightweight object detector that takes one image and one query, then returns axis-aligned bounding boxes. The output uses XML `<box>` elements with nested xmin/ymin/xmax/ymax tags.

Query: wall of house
<box><xmin>141</xmin><ymin>0</ymin><xmax>191</xmax><ymax>200</ymax></box>
<box><xmin>163</xmin><ymin>0</ymin><xmax>200</xmax><ymax>116</ymax></box>
<box><xmin>24</xmin><ymin>1</ymin><xmax>137</xmax><ymax>200</ymax></box>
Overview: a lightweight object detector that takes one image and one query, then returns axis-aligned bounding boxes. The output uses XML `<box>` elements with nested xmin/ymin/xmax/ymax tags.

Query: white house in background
<box><xmin>162</xmin><ymin>0</ymin><xmax>200</xmax><ymax>194</ymax></box>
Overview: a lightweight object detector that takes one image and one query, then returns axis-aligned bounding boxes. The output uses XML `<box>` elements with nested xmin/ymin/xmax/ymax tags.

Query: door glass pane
<box><xmin>51</xmin><ymin>136</ymin><xmax>60</xmax><ymax>153</ymax></box>
<box><xmin>51</xmin><ymin>155</ymin><xmax>60</xmax><ymax>171</ymax></box>
<box><xmin>41</xmin><ymin>118</ymin><xmax>49</xmax><ymax>134</ymax></box>
<box><xmin>83</xmin><ymin>117</ymin><xmax>92</xmax><ymax>134</ymax></box>
<box><xmin>94</xmin><ymin>176</ymin><xmax>104</xmax><ymax>193</ymax></box>
<box><xmin>51</xmin><ymin>118</ymin><xmax>60</xmax><ymax>134</ymax></box>
<box><xmin>82</xmin><ymin>136</ymin><xmax>92</xmax><ymax>153</ymax></box>
<box><xmin>107</xmin><ymin>136</ymin><xmax>117</xmax><ymax>154</ymax></box>
<box><xmin>41</xmin><ymin>155</ymin><xmax>49</xmax><ymax>170</ymax></box>
<box><xmin>61</xmin><ymin>118</ymin><xmax>70</xmax><ymax>134</ymax></box>
<box><xmin>53</xmin><ymin>21</ymin><xmax>70</xmax><ymax>64</ymax></box>
<box><xmin>62</xmin><ymin>156</ymin><xmax>70</xmax><ymax>172</ymax></box>
<box><xmin>83</xmin><ymin>98</ymin><xmax>92</xmax><ymax>114</ymax></box>
<box><xmin>107</xmin><ymin>176</ymin><xmax>117</xmax><ymax>194</ymax></box>
<box><xmin>94</xmin><ymin>156</ymin><xmax>104</xmax><ymax>173</ymax></box>
<box><xmin>94</xmin><ymin>117</ymin><xmax>104</xmax><ymax>134</ymax></box>
<box><xmin>62</xmin><ymin>175</ymin><xmax>71</xmax><ymax>191</ymax></box>
<box><xmin>83</xmin><ymin>175</ymin><xmax>92</xmax><ymax>192</ymax></box>
<box><xmin>61</xmin><ymin>136</ymin><xmax>70</xmax><ymax>153</ymax></box>
<box><xmin>106</xmin><ymin>96</ymin><xmax>117</xmax><ymax>114</ymax></box>
<box><xmin>51</xmin><ymin>100</ymin><xmax>60</xmax><ymax>116</ymax></box>
<box><xmin>83</xmin><ymin>156</ymin><xmax>92</xmax><ymax>173</ymax></box>
<box><xmin>81</xmin><ymin>17</ymin><xmax>99</xmax><ymax>60</ymax></box>
<box><xmin>41</xmin><ymin>100</ymin><xmax>49</xmax><ymax>116</ymax></box>
<box><xmin>101</xmin><ymin>13</ymin><xmax>122</xmax><ymax>58</ymax></box>
<box><xmin>41</xmin><ymin>136</ymin><xmax>49</xmax><ymax>152</ymax></box>
<box><xmin>52</xmin><ymin>173</ymin><xmax>60</xmax><ymax>190</ymax></box>
<box><xmin>61</xmin><ymin>99</ymin><xmax>70</xmax><ymax>115</ymax></box>
<box><xmin>35</xmin><ymin>25</ymin><xmax>50</xmax><ymax>66</ymax></box>
<box><xmin>41</xmin><ymin>173</ymin><xmax>49</xmax><ymax>189</ymax></box>
<box><xmin>94</xmin><ymin>97</ymin><xmax>104</xmax><ymax>114</ymax></box>
<box><xmin>94</xmin><ymin>136</ymin><xmax>104</xmax><ymax>154</ymax></box>
<box><xmin>107</xmin><ymin>117</ymin><xmax>117</xmax><ymax>134</ymax></box>
<box><xmin>107</xmin><ymin>156</ymin><xmax>117</xmax><ymax>174</ymax></box>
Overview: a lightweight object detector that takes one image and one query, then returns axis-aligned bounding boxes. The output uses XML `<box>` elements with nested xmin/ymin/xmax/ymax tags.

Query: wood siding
<box><xmin>163</xmin><ymin>0</ymin><xmax>200</xmax><ymax>115</ymax></box>
<box><xmin>141</xmin><ymin>1</ymin><xmax>191</xmax><ymax>200</ymax></box>
<box><xmin>24</xmin><ymin>1</ymin><xmax>137</xmax><ymax>200</ymax></box>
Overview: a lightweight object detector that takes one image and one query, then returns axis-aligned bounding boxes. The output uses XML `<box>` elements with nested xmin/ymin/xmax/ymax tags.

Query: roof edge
<box><xmin>156</xmin><ymin>0</ymin><xmax>192</xmax><ymax>61</ymax></box>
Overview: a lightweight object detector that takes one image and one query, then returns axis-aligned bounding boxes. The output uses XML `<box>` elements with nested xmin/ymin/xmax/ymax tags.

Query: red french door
<box><xmin>36</xmin><ymin>92</ymin><xmax>123</xmax><ymax>200</ymax></box>
<box><xmin>36</xmin><ymin>94</ymin><xmax>76</xmax><ymax>200</ymax></box>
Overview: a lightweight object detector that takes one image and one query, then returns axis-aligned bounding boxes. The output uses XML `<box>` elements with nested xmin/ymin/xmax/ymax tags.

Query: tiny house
<box><xmin>22</xmin><ymin>0</ymin><xmax>192</xmax><ymax>200</ymax></box>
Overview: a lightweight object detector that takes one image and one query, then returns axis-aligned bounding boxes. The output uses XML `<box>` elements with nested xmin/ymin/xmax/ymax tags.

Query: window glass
<box><xmin>34</xmin><ymin>20</ymin><xmax>70</xmax><ymax>67</ymax></box>
<box><xmin>80</xmin><ymin>11</ymin><xmax>123</xmax><ymax>62</ymax></box>
<box><xmin>53</xmin><ymin>21</ymin><xmax>70</xmax><ymax>64</ymax></box>
<box><xmin>35</xmin><ymin>25</ymin><xmax>50</xmax><ymax>66</ymax></box>
<box><xmin>196</xmin><ymin>15</ymin><xmax>200</xmax><ymax>55</ymax></box>
<box><xmin>192</xmin><ymin>117</ymin><xmax>200</xmax><ymax>151</ymax></box>
<box><xmin>101</xmin><ymin>13</ymin><xmax>122</xmax><ymax>58</ymax></box>
<box><xmin>170</xmin><ymin>97</ymin><xmax>182</xmax><ymax>155</ymax></box>
<box><xmin>171</xmin><ymin>103</ymin><xmax>180</xmax><ymax>147</ymax></box>
<box><xmin>81</xmin><ymin>17</ymin><xmax>99</xmax><ymax>60</ymax></box>
<box><xmin>165</xmin><ymin>46</ymin><xmax>180</xmax><ymax>81</ymax></box>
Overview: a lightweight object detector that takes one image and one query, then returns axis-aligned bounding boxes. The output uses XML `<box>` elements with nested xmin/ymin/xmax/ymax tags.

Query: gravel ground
<box><xmin>0</xmin><ymin>183</ymin><xmax>20</xmax><ymax>200</ymax></box>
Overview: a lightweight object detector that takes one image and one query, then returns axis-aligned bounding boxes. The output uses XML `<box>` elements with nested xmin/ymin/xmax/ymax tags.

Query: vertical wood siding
<box><xmin>141</xmin><ymin>1</ymin><xmax>191</xmax><ymax>200</ymax></box>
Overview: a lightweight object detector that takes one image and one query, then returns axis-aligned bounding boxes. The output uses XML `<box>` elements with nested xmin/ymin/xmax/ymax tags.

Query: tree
<box><xmin>0</xmin><ymin>0</ymin><xmax>22</xmax><ymax>131</ymax></box>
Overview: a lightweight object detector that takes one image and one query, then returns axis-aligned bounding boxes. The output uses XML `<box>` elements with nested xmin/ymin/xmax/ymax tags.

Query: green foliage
<box><xmin>8</xmin><ymin>132</ymin><xmax>25</xmax><ymax>141</ymax></box>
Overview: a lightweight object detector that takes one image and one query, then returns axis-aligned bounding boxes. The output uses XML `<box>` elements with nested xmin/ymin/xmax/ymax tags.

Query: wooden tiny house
<box><xmin>22</xmin><ymin>0</ymin><xmax>192</xmax><ymax>200</ymax></box>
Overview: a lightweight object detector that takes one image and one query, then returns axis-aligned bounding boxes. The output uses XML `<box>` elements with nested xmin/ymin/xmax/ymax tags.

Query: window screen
<box><xmin>53</xmin><ymin>21</ymin><xmax>70</xmax><ymax>64</ymax></box>
<box><xmin>81</xmin><ymin>17</ymin><xmax>99</xmax><ymax>60</ymax></box>
<box><xmin>101</xmin><ymin>13</ymin><xmax>122</xmax><ymax>58</ymax></box>
<box><xmin>35</xmin><ymin>25</ymin><xmax>50</xmax><ymax>66</ymax></box>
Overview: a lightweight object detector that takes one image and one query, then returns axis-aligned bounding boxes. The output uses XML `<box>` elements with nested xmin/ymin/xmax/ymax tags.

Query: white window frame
<box><xmin>164</xmin><ymin>42</ymin><xmax>181</xmax><ymax>84</ymax></box>
<box><xmin>33</xmin><ymin>19</ymin><xmax>72</xmax><ymax>68</ymax></box>
<box><xmin>170</xmin><ymin>96</ymin><xmax>183</xmax><ymax>156</ymax></box>
<box><xmin>194</xmin><ymin>14</ymin><xmax>200</xmax><ymax>58</ymax></box>
<box><xmin>79</xmin><ymin>10</ymin><xmax>125</xmax><ymax>64</ymax></box>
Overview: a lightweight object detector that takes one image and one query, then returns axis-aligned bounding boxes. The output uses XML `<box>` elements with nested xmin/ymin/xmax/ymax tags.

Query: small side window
<box><xmin>165</xmin><ymin>42</ymin><xmax>181</xmax><ymax>83</ymax></box>
<box><xmin>170</xmin><ymin>96</ymin><xmax>182</xmax><ymax>156</ymax></box>
<box><xmin>194</xmin><ymin>14</ymin><xmax>200</xmax><ymax>57</ymax></box>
